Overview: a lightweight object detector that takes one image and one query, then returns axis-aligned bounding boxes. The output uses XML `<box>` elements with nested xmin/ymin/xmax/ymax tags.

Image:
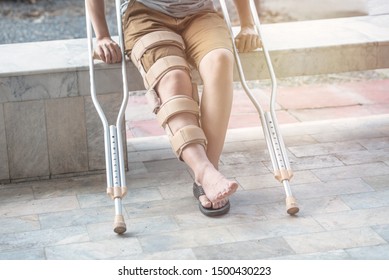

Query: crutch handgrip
<box><xmin>113</xmin><ymin>214</ymin><xmax>127</xmax><ymax>234</ymax></box>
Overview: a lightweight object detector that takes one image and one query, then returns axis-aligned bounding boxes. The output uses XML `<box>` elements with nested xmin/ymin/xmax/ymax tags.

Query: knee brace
<box><xmin>131</xmin><ymin>31</ymin><xmax>206</xmax><ymax>159</ymax></box>
<box><xmin>131</xmin><ymin>31</ymin><xmax>194</xmax><ymax>110</ymax></box>
<box><xmin>156</xmin><ymin>95</ymin><xmax>207</xmax><ymax>159</ymax></box>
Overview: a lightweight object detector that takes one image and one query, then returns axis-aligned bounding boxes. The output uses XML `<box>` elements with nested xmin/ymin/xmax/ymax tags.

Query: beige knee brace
<box><xmin>131</xmin><ymin>31</ymin><xmax>206</xmax><ymax>158</ymax></box>
<box><xmin>156</xmin><ymin>95</ymin><xmax>207</xmax><ymax>159</ymax></box>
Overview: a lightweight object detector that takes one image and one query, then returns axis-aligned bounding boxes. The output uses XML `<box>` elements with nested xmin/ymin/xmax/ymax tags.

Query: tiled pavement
<box><xmin>1</xmin><ymin>71</ymin><xmax>389</xmax><ymax>260</ymax></box>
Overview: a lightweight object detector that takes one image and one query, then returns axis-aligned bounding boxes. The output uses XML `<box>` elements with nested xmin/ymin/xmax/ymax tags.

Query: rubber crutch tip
<box><xmin>286</xmin><ymin>196</ymin><xmax>299</xmax><ymax>215</ymax></box>
<box><xmin>113</xmin><ymin>215</ymin><xmax>127</xmax><ymax>234</ymax></box>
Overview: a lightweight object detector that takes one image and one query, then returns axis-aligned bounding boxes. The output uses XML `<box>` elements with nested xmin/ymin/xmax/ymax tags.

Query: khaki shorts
<box><xmin>122</xmin><ymin>1</ymin><xmax>233</xmax><ymax>71</ymax></box>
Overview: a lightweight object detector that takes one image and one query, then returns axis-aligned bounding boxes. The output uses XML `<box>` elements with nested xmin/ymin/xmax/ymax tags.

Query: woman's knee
<box><xmin>201</xmin><ymin>48</ymin><xmax>234</xmax><ymax>69</ymax></box>
<box><xmin>157</xmin><ymin>69</ymin><xmax>192</xmax><ymax>97</ymax></box>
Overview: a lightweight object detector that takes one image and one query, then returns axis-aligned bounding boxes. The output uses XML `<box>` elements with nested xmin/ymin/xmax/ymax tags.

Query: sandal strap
<box><xmin>193</xmin><ymin>183</ymin><xmax>206</xmax><ymax>199</ymax></box>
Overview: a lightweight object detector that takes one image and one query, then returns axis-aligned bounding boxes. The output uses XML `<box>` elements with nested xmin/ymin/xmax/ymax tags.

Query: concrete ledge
<box><xmin>0</xmin><ymin>15</ymin><xmax>388</xmax><ymax>182</ymax></box>
<box><xmin>1</xmin><ymin>15</ymin><xmax>388</xmax><ymax>79</ymax></box>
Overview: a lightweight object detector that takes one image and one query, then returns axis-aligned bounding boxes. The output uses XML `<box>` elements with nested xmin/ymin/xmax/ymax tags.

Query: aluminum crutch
<box><xmin>219</xmin><ymin>0</ymin><xmax>299</xmax><ymax>215</ymax></box>
<box><xmin>85</xmin><ymin>0</ymin><xmax>129</xmax><ymax>233</ymax></box>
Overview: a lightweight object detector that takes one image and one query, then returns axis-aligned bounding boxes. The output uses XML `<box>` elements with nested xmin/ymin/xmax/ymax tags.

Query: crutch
<box><xmin>85</xmin><ymin>0</ymin><xmax>129</xmax><ymax>233</ymax></box>
<box><xmin>219</xmin><ymin>0</ymin><xmax>299</xmax><ymax>215</ymax></box>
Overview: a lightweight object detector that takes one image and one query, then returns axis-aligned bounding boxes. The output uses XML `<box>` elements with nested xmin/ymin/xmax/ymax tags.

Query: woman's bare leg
<box><xmin>199</xmin><ymin>49</ymin><xmax>234</xmax><ymax>168</ymax></box>
<box><xmin>196</xmin><ymin>48</ymin><xmax>235</xmax><ymax>206</ymax></box>
<box><xmin>156</xmin><ymin>69</ymin><xmax>237</xmax><ymax>207</ymax></box>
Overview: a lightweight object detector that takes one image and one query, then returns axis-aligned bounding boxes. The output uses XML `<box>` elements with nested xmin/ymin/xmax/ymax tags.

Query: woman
<box><xmin>86</xmin><ymin>0</ymin><xmax>261</xmax><ymax>216</ymax></box>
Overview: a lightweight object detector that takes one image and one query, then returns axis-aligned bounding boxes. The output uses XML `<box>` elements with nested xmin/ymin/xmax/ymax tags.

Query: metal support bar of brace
<box><xmin>219</xmin><ymin>0</ymin><xmax>299</xmax><ymax>215</ymax></box>
<box><xmin>85</xmin><ymin>0</ymin><xmax>129</xmax><ymax>234</ymax></box>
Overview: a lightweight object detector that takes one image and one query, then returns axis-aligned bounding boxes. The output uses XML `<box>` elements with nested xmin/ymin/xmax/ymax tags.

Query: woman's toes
<box><xmin>199</xmin><ymin>195</ymin><xmax>212</xmax><ymax>208</ymax></box>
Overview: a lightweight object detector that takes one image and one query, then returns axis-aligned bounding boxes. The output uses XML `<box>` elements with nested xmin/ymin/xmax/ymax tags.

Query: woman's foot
<box><xmin>196</xmin><ymin>162</ymin><xmax>238</xmax><ymax>204</ymax></box>
<box><xmin>193</xmin><ymin>183</ymin><xmax>231</xmax><ymax>216</ymax></box>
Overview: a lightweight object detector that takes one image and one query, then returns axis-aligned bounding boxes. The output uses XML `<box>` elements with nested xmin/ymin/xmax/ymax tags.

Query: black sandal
<box><xmin>193</xmin><ymin>182</ymin><xmax>230</xmax><ymax>217</ymax></box>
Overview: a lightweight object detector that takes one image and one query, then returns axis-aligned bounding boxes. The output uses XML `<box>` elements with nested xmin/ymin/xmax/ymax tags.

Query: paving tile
<box><xmin>313</xmin><ymin>206</ymin><xmax>389</xmax><ymax>230</ymax></box>
<box><xmin>112</xmin><ymin>248</ymin><xmax>197</xmax><ymax>260</ymax></box>
<box><xmin>291</xmin><ymin>104</ymin><xmax>389</xmax><ymax>122</ymax></box>
<box><xmin>288</xmin><ymin>141</ymin><xmax>366</xmax><ymax>157</ymax></box>
<box><xmin>358</xmin><ymin>136</ymin><xmax>389</xmax><ymax>150</ymax></box>
<box><xmin>193</xmin><ymin>237</ymin><xmax>295</xmax><ymax>260</ymax></box>
<box><xmin>236</xmin><ymin>170</ymin><xmax>320</xmax><ymax>190</ymax></box>
<box><xmin>283</xmin><ymin>227</ymin><xmax>386</xmax><ymax>254</ymax></box>
<box><xmin>300</xmin><ymin>196</ymin><xmax>351</xmax><ymax>213</ymax></box>
<box><xmin>372</xmin><ymin>224</ymin><xmax>389</xmax><ymax>243</ymax></box>
<box><xmin>0</xmin><ymin>226</ymin><xmax>89</xmax><ymax>253</ymax></box>
<box><xmin>175</xmin><ymin>211</ymin><xmax>267</xmax><ymax>230</ymax></box>
<box><xmin>227</xmin><ymin>216</ymin><xmax>324</xmax><ymax>242</ymax></box>
<box><xmin>362</xmin><ymin>175</ymin><xmax>389</xmax><ymax>191</ymax></box>
<box><xmin>158</xmin><ymin>181</ymin><xmax>196</xmax><ymax>200</ymax></box>
<box><xmin>31</xmin><ymin>174</ymin><xmax>106</xmax><ymax>199</ymax></box>
<box><xmin>128</xmin><ymin>119</ymin><xmax>165</xmax><ymax>138</ymax></box>
<box><xmin>126</xmin><ymin>161</ymin><xmax>149</xmax><ymax>176</ymax></box>
<box><xmin>0</xmin><ymin>248</ymin><xmax>45</xmax><ymax>260</ymax></box>
<box><xmin>138</xmin><ymin>249</ymin><xmax>197</xmax><ymax>260</ymax></box>
<box><xmin>125</xmin><ymin>197</ymin><xmax>198</xmax><ymax>219</ymax></box>
<box><xmin>276</xmin><ymin>84</ymin><xmax>368</xmax><ymax>110</ymax></box>
<box><xmin>312</xmin><ymin>162</ymin><xmax>389</xmax><ymax>182</ymax></box>
<box><xmin>87</xmin><ymin>215</ymin><xmax>180</xmax><ymax>241</ymax></box>
<box><xmin>45</xmin><ymin>237</ymin><xmax>143</xmax><ymax>260</ymax></box>
<box><xmin>77</xmin><ymin>190</ymin><xmax>161</xmax><ymax>209</ymax></box>
<box><xmin>221</xmin><ymin>150</ymin><xmax>270</xmax><ymax>166</ymax></box>
<box><xmin>340</xmin><ymin>190</ymin><xmax>389</xmax><ymax>209</ymax></box>
<box><xmin>229</xmin><ymin>187</ymin><xmax>286</xmax><ymax>207</ymax></box>
<box><xmin>270</xmin><ymin>250</ymin><xmax>350</xmax><ymax>260</ymax></box>
<box><xmin>345</xmin><ymin>244</ymin><xmax>389</xmax><ymax>260</ymax></box>
<box><xmin>219</xmin><ymin>162</ymin><xmax>271</xmax><ymax>177</ymax></box>
<box><xmin>340</xmin><ymin>79</ymin><xmax>389</xmax><ymax>104</ymax></box>
<box><xmin>39</xmin><ymin>206</ymin><xmax>119</xmax><ymax>230</ymax></box>
<box><xmin>0</xmin><ymin>185</ymin><xmax>34</xmax><ymax>203</ymax></box>
<box><xmin>0</xmin><ymin>215</ymin><xmax>40</xmax><ymax>234</ymax></box>
<box><xmin>259</xmin><ymin>196</ymin><xmax>351</xmax><ymax>220</ymax></box>
<box><xmin>283</xmin><ymin>134</ymin><xmax>318</xmax><ymax>147</ymax></box>
<box><xmin>287</xmin><ymin>154</ymin><xmax>344</xmax><ymax>171</ymax></box>
<box><xmin>138</xmin><ymin>227</ymin><xmax>235</xmax><ymax>253</ymax></box>
<box><xmin>223</xmin><ymin>138</ymin><xmax>267</xmax><ymax>153</ymax></box>
<box><xmin>0</xmin><ymin>196</ymin><xmax>79</xmax><ymax>218</ymax></box>
<box><xmin>292</xmin><ymin>178</ymin><xmax>373</xmax><ymax>199</ymax></box>
<box><xmin>336</xmin><ymin>148</ymin><xmax>389</xmax><ymax>165</ymax></box>
<box><xmin>125</xmin><ymin>170</ymin><xmax>193</xmax><ymax>189</ymax></box>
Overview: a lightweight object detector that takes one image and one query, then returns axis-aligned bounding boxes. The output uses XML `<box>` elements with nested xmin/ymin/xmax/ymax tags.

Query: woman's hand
<box><xmin>94</xmin><ymin>37</ymin><xmax>122</xmax><ymax>64</ymax></box>
<box><xmin>235</xmin><ymin>25</ymin><xmax>261</xmax><ymax>53</ymax></box>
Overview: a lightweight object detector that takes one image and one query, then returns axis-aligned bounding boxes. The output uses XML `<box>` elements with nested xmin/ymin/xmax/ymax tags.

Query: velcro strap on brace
<box><xmin>145</xmin><ymin>56</ymin><xmax>189</xmax><ymax>89</ymax></box>
<box><xmin>130</xmin><ymin>31</ymin><xmax>185</xmax><ymax>64</ymax></box>
<box><xmin>156</xmin><ymin>95</ymin><xmax>200</xmax><ymax>127</ymax></box>
<box><xmin>171</xmin><ymin>125</ymin><xmax>207</xmax><ymax>159</ymax></box>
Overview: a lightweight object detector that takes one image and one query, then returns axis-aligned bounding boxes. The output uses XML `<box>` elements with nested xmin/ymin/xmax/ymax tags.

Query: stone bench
<box><xmin>1</xmin><ymin>15</ymin><xmax>388</xmax><ymax>183</ymax></box>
